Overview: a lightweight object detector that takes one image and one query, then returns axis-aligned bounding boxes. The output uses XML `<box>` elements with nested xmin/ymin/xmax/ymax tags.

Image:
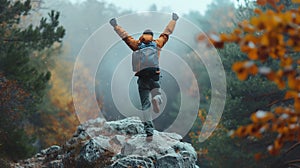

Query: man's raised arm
<box><xmin>155</xmin><ymin>13</ymin><xmax>179</xmax><ymax>49</ymax></box>
<box><xmin>109</xmin><ymin>18</ymin><xmax>139</xmax><ymax>51</ymax></box>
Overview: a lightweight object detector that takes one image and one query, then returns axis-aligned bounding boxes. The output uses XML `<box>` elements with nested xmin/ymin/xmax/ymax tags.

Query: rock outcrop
<box><xmin>12</xmin><ymin>117</ymin><xmax>198</xmax><ymax>168</ymax></box>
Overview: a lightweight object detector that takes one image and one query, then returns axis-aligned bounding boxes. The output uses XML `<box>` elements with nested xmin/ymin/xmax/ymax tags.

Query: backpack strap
<box><xmin>138</xmin><ymin>41</ymin><xmax>157</xmax><ymax>49</ymax></box>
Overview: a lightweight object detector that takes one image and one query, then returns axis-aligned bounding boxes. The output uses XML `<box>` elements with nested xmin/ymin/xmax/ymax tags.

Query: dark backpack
<box><xmin>132</xmin><ymin>41</ymin><xmax>159</xmax><ymax>72</ymax></box>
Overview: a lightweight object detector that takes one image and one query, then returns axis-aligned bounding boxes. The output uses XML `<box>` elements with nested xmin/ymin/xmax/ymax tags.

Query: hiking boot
<box><xmin>152</xmin><ymin>95</ymin><xmax>162</xmax><ymax>113</ymax></box>
<box><xmin>144</xmin><ymin>121</ymin><xmax>154</xmax><ymax>137</ymax></box>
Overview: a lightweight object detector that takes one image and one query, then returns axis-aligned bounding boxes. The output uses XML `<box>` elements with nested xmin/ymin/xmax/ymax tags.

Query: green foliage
<box><xmin>0</xmin><ymin>0</ymin><xmax>65</xmax><ymax>160</ymax></box>
<box><xmin>188</xmin><ymin>1</ymin><xmax>289</xmax><ymax>167</ymax></box>
<box><xmin>0</xmin><ymin>125</ymin><xmax>37</xmax><ymax>160</ymax></box>
<box><xmin>189</xmin><ymin>43</ymin><xmax>283</xmax><ymax>167</ymax></box>
<box><xmin>220</xmin><ymin>43</ymin><xmax>284</xmax><ymax>127</ymax></box>
<box><xmin>199</xmin><ymin>44</ymin><xmax>283</xmax><ymax>167</ymax></box>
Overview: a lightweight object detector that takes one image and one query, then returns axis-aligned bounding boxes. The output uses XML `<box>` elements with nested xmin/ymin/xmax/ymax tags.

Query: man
<box><xmin>109</xmin><ymin>13</ymin><xmax>179</xmax><ymax>137</ymax></box>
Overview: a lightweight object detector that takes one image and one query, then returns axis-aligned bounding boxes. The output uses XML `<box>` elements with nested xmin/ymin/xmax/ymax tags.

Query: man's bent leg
<box><xmin>151</xmin><ymin>81</ymin><xmax>163</xmax><ymax>113</ymax></box>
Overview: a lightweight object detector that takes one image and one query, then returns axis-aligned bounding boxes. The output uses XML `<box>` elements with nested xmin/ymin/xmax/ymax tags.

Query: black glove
<box><xmin>109</xmin><ymin>18</ymin><xmax>117</xmax><ymax>27</ymax></box>
<box><xmin>172</xmin><ymin>13</ymin><xmax>179</xmax><ymax>21</ymax></box>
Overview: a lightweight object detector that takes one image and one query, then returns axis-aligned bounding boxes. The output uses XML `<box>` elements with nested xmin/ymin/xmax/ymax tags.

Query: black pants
<box><xmin>137</xmin><ymin>76</ymin><xmax>161</xmax><ymax>111</ymax></box>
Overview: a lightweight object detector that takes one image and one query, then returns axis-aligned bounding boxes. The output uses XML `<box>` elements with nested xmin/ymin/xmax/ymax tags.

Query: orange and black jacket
<box><xmin>112</xmin><ymin>19</ymin><xmax>177</xmax><ymax>75</ymax></box>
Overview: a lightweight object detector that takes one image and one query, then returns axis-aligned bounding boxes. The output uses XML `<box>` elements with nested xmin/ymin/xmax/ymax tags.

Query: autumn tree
<box><xmin>0</xmin><ymin>73</ymin><xmax>36</xmax><ymax>160</ymax></box>
<box><xmin>0</xmin><ymin>0</ymin><xmax>65</xmax><ymax>160</ymax></box>
<box><xmin>32</xmin><ymin>0</ymin><xmax>130</xmax><ymax>147</ymax></box>
<box><xmin>199</xmin><ymin>0</ymin><xmax>300</xmax><ymax>167</ymax></box>
<box><xmin>185</xmin><ymin>0</ymin><xmax>295</xmax><ymax>167</ymax></box>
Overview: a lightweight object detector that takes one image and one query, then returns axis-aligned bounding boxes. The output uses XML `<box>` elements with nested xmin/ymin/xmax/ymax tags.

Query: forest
<box><xmin>1</xmin><ymin>0</ymin><xmax>300</xmax><ymax>167</ymax></box>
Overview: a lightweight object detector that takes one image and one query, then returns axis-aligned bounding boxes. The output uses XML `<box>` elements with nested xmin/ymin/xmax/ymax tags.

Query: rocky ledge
<box><xmin>12</xmin><ymin>117</ymin><xmax>198</xmax><ymax>168</ymax></box>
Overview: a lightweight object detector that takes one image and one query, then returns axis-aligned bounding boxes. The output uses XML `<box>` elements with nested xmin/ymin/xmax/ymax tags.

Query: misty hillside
<box><xmin>1</xmin><ymin>0</ymin><xmax>300</xmax><ymax>168</ymax></box>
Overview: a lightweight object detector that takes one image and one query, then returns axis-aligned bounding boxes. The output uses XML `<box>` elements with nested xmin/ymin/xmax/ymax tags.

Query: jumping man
<box><xmin>109</xmin><ymin>13</ymin><xmax>179</xmax><ymax>137</ymax></box>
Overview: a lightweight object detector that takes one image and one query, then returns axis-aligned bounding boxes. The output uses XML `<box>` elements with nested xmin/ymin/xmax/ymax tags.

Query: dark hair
<box><xmin>143</xmin><ymin>29</ymin><xmax>153</xmax><ymax>36</ymax></box>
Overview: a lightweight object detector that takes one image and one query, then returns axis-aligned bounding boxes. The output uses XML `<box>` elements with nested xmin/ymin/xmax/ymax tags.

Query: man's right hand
<box><xmin>172</xmin><ymin>13</ymin><xmax>179</xmax><ymax>21</ymax></box>
<box><xmin>109</xmin><ymin>18</ymin><xmax>117</xmax><ymax>27</ymax></box>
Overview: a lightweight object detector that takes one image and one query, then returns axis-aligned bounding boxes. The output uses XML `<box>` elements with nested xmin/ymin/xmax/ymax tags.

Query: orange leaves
<box><xmin>232</xmin><ymin>62</ymin><xmax>247</xmax><ymax>80</ymax></box>
<box><xmin>35</xmin><ymin>60</ymin><xmax>83</xmax><ymax>147</ymax></box>
<box><xmin>234</xmin><ymin>110</ymin><xmax>274</xmax><ymax>139</ymax></box>
<box><xmin>258</xmin><ymin>67</ymin><xmax>294</xmax><ymax>90</ymax></box>
<box><xmin>270</xmin><ymin>107</ymin><xmax>300</xmax><ymax>153</ymax></box>
<box><xmin>0</xmin><ymin>73</ymin><xmax>30</xmax><ymax>121</ymax></box>
<box><xmin>235</xmin><ymin>126</ymin><xmax>248</xmax><ymax>137</ymax></box>
<box><xmin>203</xmin><ymin>32</ymin><xmax>240</xmax><ymax>48</ymax></box>
<box><xmin>206</xmin><ymin>7</ymin><xmax>298</xmax><ymax>63</ymax></box>
<box><xmin>233</xmin><ymin>28</ymin><xmax>242</xmax><ymax>35</ymax></box>
<box><xmin>233</xmin><ymin>106</ymin><xmax>300</xmax><ymax>155</ymax></box>
<box><xmin>268</xmin><ymin>143</ymin><xmax>281</xmax><ymax>155</ymax></box>
<box><xmin>280</xmin><ymin>55</ymin><xmax>293</xmax><ymax>68</ymax></box>
<box><xmin>295</xmin><ymin>96</ymin><xmax>300</xmax><ymax>112</ymax></box>
<box><xmin>257</xmin><ymin>0</ymin><xmax>267</xmax><ymax>6</ymax></box>
<box><xmin>250</xmin><ymin>10</ymin><xmax>279</xmax><ymax>31</ymax></box>
<box><xmin>257</xmin><ymin>0</ymin><xmax>280</xmax><ymax>8</ymax></box>
<box><xmin>197</xmin><ymin>109</ymin><xmax>206</xmax><ymax>122</ymax></box>
<box><xmin>292</xmin><ymin>0</ymin><xmax>300</xmax><ymax>4</ymax></box>
<box><xmin>234</xmin><ymin>123</ymin><xmax>266</xmax><ymax>139</ymax></box>
<box><xmin>260</xmin><ymin>35</ymin><xmax>269</xmax><ymax>49</ymax></box>
<box><xmin>248</xmin><ymin>49</ymin><xmax>258</xmax><ymax>60</ymax></box>
<box><xmin>232</xmin><ymin>61</ymin><xmax>258</xmax><ymax>80</ymax></box>
<box><xmin>238</xmin><ymin>20</ymin><xmax>255</xmax><ymax>33</ymax></box>
<box><xmin>205</xmin><ymin>2</ymin><xmax>300</xmax><ymax>65</ymax></box>
<box><xmin>207</xmin><ymin>33</ymin><xmax>224</xmax><ymax>48</ymax></box>
<box><xmin>197</xmin><ymin>0</ymin><xmax>300</xmax><ymax>157</ymax></box>
<box><xmin>254</xmin><ymin>153</ymin><xmax>263</xmax><ymax>161</ymax></box>
<box><xmin>287</xmin><ymin>74</ymin><xmax>300</xmax><ymax>91</ymax></box>
<box><xmin>251</xmin><ymin>110</ymin><xmax>274</xmax><ymax>123</ymax></box>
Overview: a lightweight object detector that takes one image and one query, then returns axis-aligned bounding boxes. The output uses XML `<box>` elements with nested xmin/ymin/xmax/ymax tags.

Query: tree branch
<box><xmin>285</xmin><ymin>142</ymin><xmax>300</xmax><ymax>154</ymax></box>
<box><xmin>286</xmin><ymin>159</ymin><xmax>300</xmax><ymax>165</ymax></box>
<box><xmin>288</xmin><ymin>164</ymin><xmax>300</xmax><ymax>168</ymax></box>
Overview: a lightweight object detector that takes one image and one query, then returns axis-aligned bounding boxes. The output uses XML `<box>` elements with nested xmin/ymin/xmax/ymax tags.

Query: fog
<box><xmin>41</xmin><ymin>0</ymin><xmax>233</xmax><ymax>133</ymax></box>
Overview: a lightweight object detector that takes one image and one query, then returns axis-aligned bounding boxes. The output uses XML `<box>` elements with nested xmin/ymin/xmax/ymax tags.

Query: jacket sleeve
<box><xmin>114</xmin><ymin>25</ymin><xmax>139</xmax><ymax>51</ymax></box>
<box><xmin>155</xmin><ymin>20</ymin><xmax>177</xmax><ymax>48</ymax></box>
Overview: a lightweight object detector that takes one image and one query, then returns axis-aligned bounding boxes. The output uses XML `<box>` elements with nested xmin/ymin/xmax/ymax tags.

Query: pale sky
<box><xmin>68</xmin><ymin>0</ymin><xmax>242</xmax><ymax>15</ymax></box>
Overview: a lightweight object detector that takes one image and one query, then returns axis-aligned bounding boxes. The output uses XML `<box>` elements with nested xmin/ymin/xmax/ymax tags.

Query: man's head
<box><xmin>143</xmin><ymin>29</ymin><xmax>153</xmax><ymax>36</ymax></box>
<box><xmin>140</xmin><ymin>29</ymin><xmax>153</xmax><ymax>43</ymax></box>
